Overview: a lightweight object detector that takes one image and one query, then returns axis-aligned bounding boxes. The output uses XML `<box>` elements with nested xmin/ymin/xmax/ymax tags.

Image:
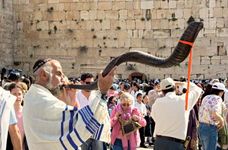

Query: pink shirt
<box><xmin>110</xmin><ymin>104</ymin><xmax>146</xmax><ymax>150</ymax></box>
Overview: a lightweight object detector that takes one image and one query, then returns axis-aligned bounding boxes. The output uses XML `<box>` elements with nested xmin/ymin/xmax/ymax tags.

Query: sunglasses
<box><xmin>122</xmin><ymin>103</ymin><xmax>130</xmax><ymax>107</ymax></box>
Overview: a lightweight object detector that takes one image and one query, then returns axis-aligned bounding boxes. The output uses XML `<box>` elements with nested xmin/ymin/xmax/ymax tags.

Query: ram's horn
<box><xmin>64</xmin><ymin>21</ymin><xmax>203</xmax><ymax>90</ymax></box>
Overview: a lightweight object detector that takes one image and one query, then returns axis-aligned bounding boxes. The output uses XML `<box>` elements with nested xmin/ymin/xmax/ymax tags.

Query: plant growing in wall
<box><xmin>47</xmin><ymin>7</ymin><xmax>54</xmax><ymax>13</ymax></box>
<box><xmin>79</xmin><ymin>46</ymin><xmax>88</xmax><ymax>53</ymax></box>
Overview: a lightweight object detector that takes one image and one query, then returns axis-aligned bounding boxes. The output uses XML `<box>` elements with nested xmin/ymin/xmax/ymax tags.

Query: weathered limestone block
<box><xmin>33</xmin><ymin>11</ymin><xmax>43</xmax><ymax>20</ymax></box>
<box><xmin>160</xmin><ymin>0</ymin><xmax>169</xmax><ymax>9</ymax></box>
<box><xmin>151</xmin><ymin>19</ymin><xmax>161</xmax><ymax>29</ymax></box>
<box><xmin>98</xmin><ymin>2</ymin><xmax>112</xmax><ymax>10</ymax></box>
<box><xmin>118</xmin><ymin>39</ymin><xmax>130</xmax><ymax>48</ymax></box>
<box><xmin>213</xmin><ymin>8</ymin><xmax>223</xmax><ymax>18</ymax></box>
<box><xmin>169</xmin><ymin>0</ymin><xmax>177</xmax><ymax>9</ymax></box>
<box><xmin>130</xmin><ymin>38</ymin><xmax>142</xmax><ymax>47</ymax></box>
<box><xmin>217</xmin><ymin>28</ymin><xmax>228</xmax><ymax>37</ymax></box>
<box><xmin>126</xmin><ymin>20</ymin><xmax>135</xmax><ymax>29</ymax></box>
<box><xmin>125</xmin><ymin>1</ymin><xmax>134</xmax><ymax>10</ymax></box>
<box><xmin>100</xmin><ymin>48</ymin><xmax>127</xmax><ymax>57</ymax></box>
<box><xmin>199</xmin><ymin>8</ymin><xmax>209</xmax><ymax>19</ymax></box>
<box><xmin>102</xmin><ymin>20</ymin><xmax>111</xmax><ymax>30</ymax></box>
<box><xmin>65</xmin><ymin>11</ymin><xmax>80</xmax><ymax>20</ymax></box>
<box><xmin>210</xmin><ymin>56</ymin><xmax>221</xmax><ymax>65</ymax></box>
<box><xmin>217</xmin><ymin>18</ymin><xmax>225</xmax><ymax>28</ymax></box>
<box><xmin>141</xmin><ymin>1</ymin><xmax>153</xmax><ymax>9</ymax></box>
<box><xmin>171</xmin><ymin>29</ymin><xmax>184</xmax><ymax>38</ymax></box>
<box><xmin>112</xmin><ymin>2</ymin><xmax>126</xmax><ymax>10</ymax></box>
<box><xmin>200</xmin><ymin>56</ymin><xmax>211</xmax><ymax>65</ymax></box>
<box><xmin>70</xmin><ymin>3</ymin><xmax>89</xmax><ymax>11</ymax></box>
<box><xmin>119</xmin><ymin>10</ymin><xmax>128</xmax><ymax>19</ymax></box>
<box><xmin>59</xmin><ymin>0</ymin><xmax>73</xmax><ymax>2</ymax></box>
<box><xmin>183</xmin><ymin>9</ymin><xmax>191</xmax><ymax>19</ymax></box>
<box><xmin>168</xmin><ymin>20</ymin><xmax>178</xmax><ymax>29</ymax></box>
<box><xmin>175</xmin><ymin>9</ymin><xmax>184</xmax><ymax>19</ymax></box>
<box><xmin>37</xmin><ymin>21</ymin><xmax>49</xmax><ymax>30</ymax></box>
<box><xmin>156</xmin><ymin>9</ymin><xmax>168</xmax><ymax>19</ymax></box>
<box><xmin>157</xmin><ymin>19</ymin><xmax>167</xmax><ymax>29</ymax></box>
<box><xmin>45</xmin><ymin>11</ymin><xmax>65</xmax><ymax>21</ymax></box>
<box><xmin>105</xmin><ymin>11</ymin><xmax>119</xmax><ymax>19</ymax></box>
<box><xmin>105</xmin><ymin>39</ymin><xmax>118</xmax><ymax>48</ymax></box>
<box><xmin>221</xmin><ymin>56</ymin><xmax>228</xmax><ymax>64</ymax></box>
<box><xmin>97</xmin><ymin>11</ymin><xmax>106</xmax><ymax>19</ymax></box>
<box><xmin>223</xmin><ymin>8</ymin><xmax>228</xmax><ymax>18</ymax></box>
<box><xmin>135</xmin><ymin>20</ymin><xmax>145</xmax><ymax>29</ymax></box>
<box><xmin>80</xmin><ymin>11</ymin><xmax>89</xmax><ymax>20</ymax></box>
<box><xmin>48</xmin><ymin>0</ymin><xmax>59</xmax><ymax>3</ymax></box>
<box><xmin>209</xmin><ymin>0</ymin><xmax>216</xmax><ymax>8</ymax></box>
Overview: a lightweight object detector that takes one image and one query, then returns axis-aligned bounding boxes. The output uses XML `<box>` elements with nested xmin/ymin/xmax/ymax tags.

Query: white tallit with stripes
<box><xmin>0</xmin><ymin>87</ymin><xmax>16</xmax><ymax>150</ymax></box>
<box><xmin>23</xmin><ymin>84</ymin><xmax>110</xmax><ymax>150</ymax></box>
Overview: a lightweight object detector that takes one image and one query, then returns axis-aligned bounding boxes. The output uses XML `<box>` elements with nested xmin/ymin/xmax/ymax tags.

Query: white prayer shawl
<box><xmin>23</xmin><ymin>84</ymin><xmax>110</xmax><ymax>150</ymax></box>
<box><xmin>0</xmin><ymin>87</ymin><xmax>16</xmax><ymax>150</ymax></box>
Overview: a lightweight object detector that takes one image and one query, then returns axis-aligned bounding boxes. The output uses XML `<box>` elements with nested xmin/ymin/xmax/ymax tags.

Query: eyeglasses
<box><xmin>122</xmin><ymin>103</ymin><xmax>130</xmax><ymax>107</ymax></box>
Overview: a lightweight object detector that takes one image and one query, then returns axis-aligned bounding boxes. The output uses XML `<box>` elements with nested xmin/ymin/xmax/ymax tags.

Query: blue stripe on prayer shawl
<box><xmin>66</xmin><ymin>134</ymin><xmax>78</xmax><ymax>150</ymax></box>
<box><xmin>82</xmin><ymin>107</ymin><xmax>98</xmax><ymax>129</ymax></box>
<box><xmin>79</xmin><ymin>106</ymin><xmax>104</xmax><ymax>138</ymax></box>
<box><xmin>69</xmin><ymin>111</ymin><xmax>74</xmax><ymax>132</ymax></box>
<box><xmin>74</xmin><ymin>128</ymin><xmax>84</xmax><ymax>144</ymax></box>
<box><xmin>94</xmin><ymin>124</ymin><xmax>104</xmax><ymax>140</ymax></box>
<box><xmin>90</xmin><ymin>117</ymin><xmax>100</xmax><ymax>128</ymax></box>
<box><xmin>59</xmin><ymin>106</ymin><xmax>68</xmax><ymax>150</ymax></box>
<box><xmin>84</xmin><ymin>105</ymin><xmax>93</xmax><ymax>116</ymax></box>
<box><xmin>79</xmin><ymin>110</ymin><xmax>95</xmax><ymax>134</ymax></box>
<box><xmin>69</xmin><ymin>107</ymin><xmax>78</xmax><ymax>132</ymax></box>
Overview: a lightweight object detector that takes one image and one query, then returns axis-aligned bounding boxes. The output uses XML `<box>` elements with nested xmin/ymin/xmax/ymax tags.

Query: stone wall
<box><xmin>10</xmin><ymin>0</ymin><xmax>228</xmax><ymax>79</ymax></box>
<box><xmin>0</xmin><ymin>0</ymin><xmax>14</xmax><ymax>69</ymax></box>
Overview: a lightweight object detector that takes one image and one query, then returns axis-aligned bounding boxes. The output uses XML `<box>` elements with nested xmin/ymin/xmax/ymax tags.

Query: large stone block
<box><xmin>119</xmin><ymin>10</ymin><xmax>128</xmax><ymax>19</ymax></box>
<box><xmin>223</xmin><ymin>8</ymin><xmax>228</xmax><ymax>18</ymax></box>
<box><xmin>130</xmin><ymin>38</ymin><xmax>142</xmax><ymax>47</ymax></box>
<box><xmin>98</xmin><ymin>2</ymin><xmax>112</xmax><ymax>10</ymax></box>
<box><xmin>126</xmin><ymin>20</ymin><xmax>135</xmax><ymax>29</ymax></box>
<box><xmin>112</xmin><ymin>2</ymin><xmax>126</xmax><ymax>10</ymax></box>
<box><xmin>199</xmin><ymin>8</ymin><xmax>209</xmax><ymax>19</ymax></box>
<box><xmin>169</xmin><ymin>0</ymin><xmax>177</xmax><ymax>9</ymax></box>
<box><xmin>105</xmin><ymin>11</ymin><xmax>118</xmax><ymax>19</ymax></box>
<box><xmin>48</xmin><ymin>0</ymin><xmax>59</xmax><ymax>3</ymax></box>
<box><xmin>102</xmin><ymin>20</ymin><xmax>111</xmax><ymax>30</ymax></box>
<box><xmin>213</xmin><ymin>8</ymin><xmax>223</xmax><ymax>18</ymax></box>
<box><xmin>156</xmin><ymin>9</ymin><xmax>168</xmax><ymax>19</ymax></box>
<box><xmin>141</xmin><ymin>0</ymin><xmax>153</xmax><ymax>9</ymax></box>
<box><xmin>217</xmin><ymin>18</ymin><xmax>225</xmax><ymax>28</ymax></box>
<box><xmin>135</xmin><ymin>19</ymin><xmax>145</xmax><ymax>29</ymax></box>
<box><xmin>80</xmin><ymin>11</ymin><xmax>89</xmax><ymax>20</ymax></box>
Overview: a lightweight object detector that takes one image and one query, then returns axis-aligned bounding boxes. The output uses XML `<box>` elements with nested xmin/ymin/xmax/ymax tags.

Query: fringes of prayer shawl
<box><xmin>59</xmin><ymin>105</ymin><xmax>104</xmax><ymax>149</ymax></box>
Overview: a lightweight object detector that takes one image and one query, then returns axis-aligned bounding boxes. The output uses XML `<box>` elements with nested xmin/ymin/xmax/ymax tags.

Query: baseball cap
<box><xmin>160</xmin><ymin>77</ymin><xmax>175</xmax><ymax>90</ymax></box>
<box><xmin>212</xmin><ymin>82</ymin><xmax>225</xmax><ymax>91</ymax></box>
<box><xmin>209</xmin><ymin>79</ymin><xmax>219</xmax><ymax>85</ymax></box>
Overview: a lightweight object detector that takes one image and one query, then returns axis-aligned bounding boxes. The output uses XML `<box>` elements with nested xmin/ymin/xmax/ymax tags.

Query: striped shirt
<box><xmin>23</xmin><ymin>84</ymin><xmax>110</xmax><ymax>150</ymax></box>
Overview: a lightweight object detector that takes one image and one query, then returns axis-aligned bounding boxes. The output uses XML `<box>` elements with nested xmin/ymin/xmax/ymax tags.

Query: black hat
<box><xmin>33</xmin><ymin>58</ymin><xmax>51</xmax><ymax>73</ymax></box>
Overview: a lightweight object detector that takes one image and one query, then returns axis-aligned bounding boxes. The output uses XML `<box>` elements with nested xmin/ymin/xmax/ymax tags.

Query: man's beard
<box><xmin>45</xmin><ymin>74</ymin><xmax>61</xmax><ymax>96</ymax></box>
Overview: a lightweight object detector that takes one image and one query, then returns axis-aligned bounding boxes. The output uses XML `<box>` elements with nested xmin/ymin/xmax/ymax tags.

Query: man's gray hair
<box><xmin>33</xmin><ymin>62</ymin><xmax>52</xmax><ymax>81</ymax></box>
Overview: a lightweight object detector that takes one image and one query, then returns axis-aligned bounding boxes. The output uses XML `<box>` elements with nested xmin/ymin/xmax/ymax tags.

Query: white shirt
<box><xmin>0</xmin><ymin>87</ymin><xmax>16</xmax><ymax>150</ymax></box>
<box><xmin>23</xmin><ymin>84</ymin><xmax>110</xmax><ymax>150</ymax></box>
<box><xmin>75</xmin><ymin>90</ymin><xmax>96</xmax><ymax>109</ymax></box>
<box><xmin>151</xmin><ymin>82</ymin><xmax>202</xmax><ymax>140</ymax></box>
<box><xmin>135</xmin><ymin>101</ymin><xmax>147</xmax><ymax>116</ymax></box>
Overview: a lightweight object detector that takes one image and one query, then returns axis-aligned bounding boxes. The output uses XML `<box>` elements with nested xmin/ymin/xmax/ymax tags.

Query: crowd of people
<box><xmin>1</xmin><ymin>58</ymin><xmax>228</xmax><ymax>150</ymax></box>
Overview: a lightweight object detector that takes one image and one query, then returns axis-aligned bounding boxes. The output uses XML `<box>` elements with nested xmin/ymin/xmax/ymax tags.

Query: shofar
<box><xmin>64</xmin><ymin>21</ymin><xmax>204</xmax><ymax>90</ymax></box>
